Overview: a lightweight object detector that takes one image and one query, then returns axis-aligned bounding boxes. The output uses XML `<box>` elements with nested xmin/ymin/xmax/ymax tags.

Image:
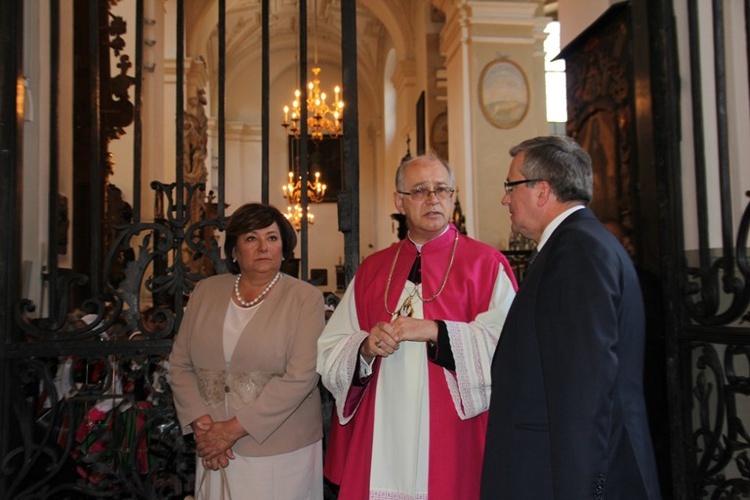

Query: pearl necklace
<box><xmin>384</xmin><ymin>231</ymin><xmax>459</xmax><ymax>316</ymax></box>
<box><xmin>234</xmin><ymin>272</ymin><xmax>281</xmax><ymax>308</ymax></box>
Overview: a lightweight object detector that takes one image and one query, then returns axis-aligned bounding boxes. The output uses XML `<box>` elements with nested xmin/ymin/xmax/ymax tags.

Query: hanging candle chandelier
<box><xmin>282</xmin><ymin>170</ymin><xmax>327</xmax><ymax>230</ymax></box>
<box><xmin>281</xmin><ymin>0</ymin><xmax>344</xmax><ymax>142</ymax></box>
<box><xmin>284</xmin><ymin>202</ymin><xmax>314</xmax><ymax>231</ymax></box>
<box><xmin>282</xmin><ymin>67</ymin><xmax>343</xmax><ymax>142</ymax></box>
<box><xmin>280</xmin><ymin>0</ymin><xmax>340</xmax><ymax>230</ymax></box>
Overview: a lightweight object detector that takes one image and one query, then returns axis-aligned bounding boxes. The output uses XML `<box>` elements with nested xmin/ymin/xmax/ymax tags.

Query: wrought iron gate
<box><xmin>1</xmin><ymin>0</ymin><xmax>360</xmax><ymax>497</ymax></box>
<box><xmin>1</xmin><ymin>1</ymin><xmax>224</xmax><ymax>497</ymax></box>
<box><xmin>650</xmin><ymin>0</ymin><xmax>750</xmax><ymax>498</ymax></box>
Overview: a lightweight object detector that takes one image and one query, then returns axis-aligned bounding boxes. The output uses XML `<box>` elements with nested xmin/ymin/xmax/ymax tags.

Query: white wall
<box><xmin>674</xmin><ymin>0</ymin><xmax>750</xmax><ymax>251</ymax></box>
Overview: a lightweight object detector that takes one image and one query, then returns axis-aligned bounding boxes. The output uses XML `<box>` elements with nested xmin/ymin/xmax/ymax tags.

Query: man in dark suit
<box><xmin>480</xmin><ymin>136</ymin><xmax>662</xmax><ymax>499</ymax></box>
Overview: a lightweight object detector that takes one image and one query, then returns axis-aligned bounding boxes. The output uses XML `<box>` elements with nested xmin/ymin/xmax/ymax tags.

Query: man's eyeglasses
<box><xmin>397</xmin><ymin>186</ymin><xmax>455</xmax><ymax>201</ymax></box>
<box><xmin>504</xmin><ymin>179</ymin><xmax>542</xmax><ymax>195</ymax></box>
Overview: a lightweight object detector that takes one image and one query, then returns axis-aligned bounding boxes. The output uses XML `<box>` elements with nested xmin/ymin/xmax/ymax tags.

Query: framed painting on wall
<box><xmin>479</xmin><ymin>59</ymin><xmax>530</xmax><ymax>129</ymax></box>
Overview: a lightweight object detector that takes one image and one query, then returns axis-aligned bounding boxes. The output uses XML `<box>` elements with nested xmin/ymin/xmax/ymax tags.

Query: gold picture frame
<box><xmin>479</xmin><ymin>59</ymin><xmax>530</xmax><ymax>129</ymax></box>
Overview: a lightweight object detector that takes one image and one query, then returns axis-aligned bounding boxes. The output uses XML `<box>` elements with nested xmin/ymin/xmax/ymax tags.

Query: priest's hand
<box><xmin>389</xmin><ymin>315</ymin><xmax>438</xmax><ymax>344</ymax></box>
<box><xmin>360</xmin><ymin>321</ymin><xmax>400</xmax><ymax>361</ymax></box>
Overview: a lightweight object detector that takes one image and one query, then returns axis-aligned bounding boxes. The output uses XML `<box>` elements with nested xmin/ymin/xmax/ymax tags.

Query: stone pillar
<box><xmin>438</xmin><ymin>0</ymin><xmax>548</xmax><ymax>248</ymax></box>
<box><xmin>391</xmin><ymin>59</ymin><xmax>418</xmax><ymax>161</ymax></box>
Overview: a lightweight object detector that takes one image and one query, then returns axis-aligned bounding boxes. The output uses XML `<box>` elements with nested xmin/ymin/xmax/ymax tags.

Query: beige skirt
<box><xmin>194</xmin><ymin>440</ymin><xmax>323</xmax><ymax>500</ymax></box>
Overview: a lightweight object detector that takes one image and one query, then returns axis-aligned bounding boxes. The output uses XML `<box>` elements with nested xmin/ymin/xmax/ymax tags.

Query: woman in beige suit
<box><xmin>169</xmin><ymin>203</ymin><xmax>325</xmax><ymax>499</ymax></box>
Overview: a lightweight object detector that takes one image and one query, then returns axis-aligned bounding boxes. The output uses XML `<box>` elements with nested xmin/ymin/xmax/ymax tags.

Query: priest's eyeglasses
<box><xmin>504</xmin><ymin>179</ymin><xmax>542</xmax><ymax>195</ymax></box>
<box><xmin>397</xmin><ymin>186</ymin><xmax>455</xmax><ymax>201</ymax></box>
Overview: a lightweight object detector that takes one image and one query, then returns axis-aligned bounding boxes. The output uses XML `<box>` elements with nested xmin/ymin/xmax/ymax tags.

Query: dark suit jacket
<box><xmin>480</xmin><ymin>208</ymin><xmax>662</xmax><ymax>500</ymax></box>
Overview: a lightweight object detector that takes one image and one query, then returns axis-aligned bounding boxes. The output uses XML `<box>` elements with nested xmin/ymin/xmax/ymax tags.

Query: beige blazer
<box><xmin>169</xmin><ymin>272</ymin><xmax>325</xmax><ymax>457</ymax></box>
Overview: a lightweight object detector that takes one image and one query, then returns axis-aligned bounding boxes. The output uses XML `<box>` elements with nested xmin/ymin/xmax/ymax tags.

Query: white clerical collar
<box><xmin>408</xmin><ymin>225</ymin><xmax>451</xmax><ymax>253</ymax></box>
<box><xmin>536</xmin><ymin>205</ymin><xmax>585</xmax><ymax>252</ymax></box>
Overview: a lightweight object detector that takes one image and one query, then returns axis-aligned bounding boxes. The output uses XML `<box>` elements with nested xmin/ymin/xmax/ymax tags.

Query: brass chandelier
<box><xmin>282</xmin><ymin>66</ymin><xmax>343</xmax><ymax>142</ymax></box>
<box><xmin>280</xmin><ymin>0</ymin><xmax>342</xmax><ymax>230</ymax></box>
<box><xmin>280</xmin><ymin>0</ymin><xmax>344</xmax><ymax>143</ymax></box>
<box><xmin>282</xmin><ymin>170</ymin><xmax>327</xmax><ymax>230</ymax></box>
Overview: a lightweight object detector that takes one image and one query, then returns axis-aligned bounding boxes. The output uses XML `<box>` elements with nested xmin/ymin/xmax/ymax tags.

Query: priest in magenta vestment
<box><xmin>317</xmin><ymin>154</ymin><xmax>517</xmax><ymax>500</ymax></box>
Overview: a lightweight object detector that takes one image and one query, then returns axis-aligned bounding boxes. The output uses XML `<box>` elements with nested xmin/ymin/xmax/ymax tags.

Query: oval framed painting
<box><xmin>479</xmin><ymin>59</ymin><xmax>530</xmax><ymax>129</ymax></box>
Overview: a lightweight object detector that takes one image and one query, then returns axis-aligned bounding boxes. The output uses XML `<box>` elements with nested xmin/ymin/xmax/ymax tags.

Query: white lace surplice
<box><xmin>370</xmin><ymin>280</ymin><xmax>429</xmax><ymax>499</ymax></box>
<box><xmin>318</xmin><ymin>271</ymin><xmax>515</xmax><ymax>500</ymax></box>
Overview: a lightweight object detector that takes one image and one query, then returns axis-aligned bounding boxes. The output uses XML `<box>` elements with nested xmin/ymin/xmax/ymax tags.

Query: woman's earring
<box><xmin>282</xmin><ymin>257</ymin><xmax>285</xmax><ymax>261</ymax></box>
<box><xmin>233</xmin><ymin>258</ymin><xmax>237</xmax><ymax>263</ymax></box>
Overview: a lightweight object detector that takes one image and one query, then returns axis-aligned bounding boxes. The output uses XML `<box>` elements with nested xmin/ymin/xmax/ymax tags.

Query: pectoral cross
<box><xmin>399</xmin><ymin>294</ymin><xmax>415</xmax><ymax>317</ymax></box>
<box><xmin>398</xmin><ymin>252</ymin><xmax>421</xmax><ymax>317</ymax></box>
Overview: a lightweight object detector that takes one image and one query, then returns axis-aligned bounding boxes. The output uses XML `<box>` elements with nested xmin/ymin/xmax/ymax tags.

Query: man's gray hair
<box><xmin>509</xmin><ymin>135</ymin><xmax>593</xmax><ymax>204</ymax></box>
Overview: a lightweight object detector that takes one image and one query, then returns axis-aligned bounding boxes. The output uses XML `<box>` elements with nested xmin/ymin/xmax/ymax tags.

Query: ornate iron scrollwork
<box><xmin>8</xmin><ymin>182</ymin><xmax>225</xmax><ymax>498</ymax></box>
<box><xmin>3</xmin><ymin>356</ymin><xmax>194</xmax><ymax>499</ymax></box>
<box><xmin>692</xmin><ymin>343</ymin><xmax>750</xmax><ymax>498</ymax></box>
<box><xmin>685</xmin><ymin>192</ymin><xmax>750</xmax><ymax>326</ymax></box>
